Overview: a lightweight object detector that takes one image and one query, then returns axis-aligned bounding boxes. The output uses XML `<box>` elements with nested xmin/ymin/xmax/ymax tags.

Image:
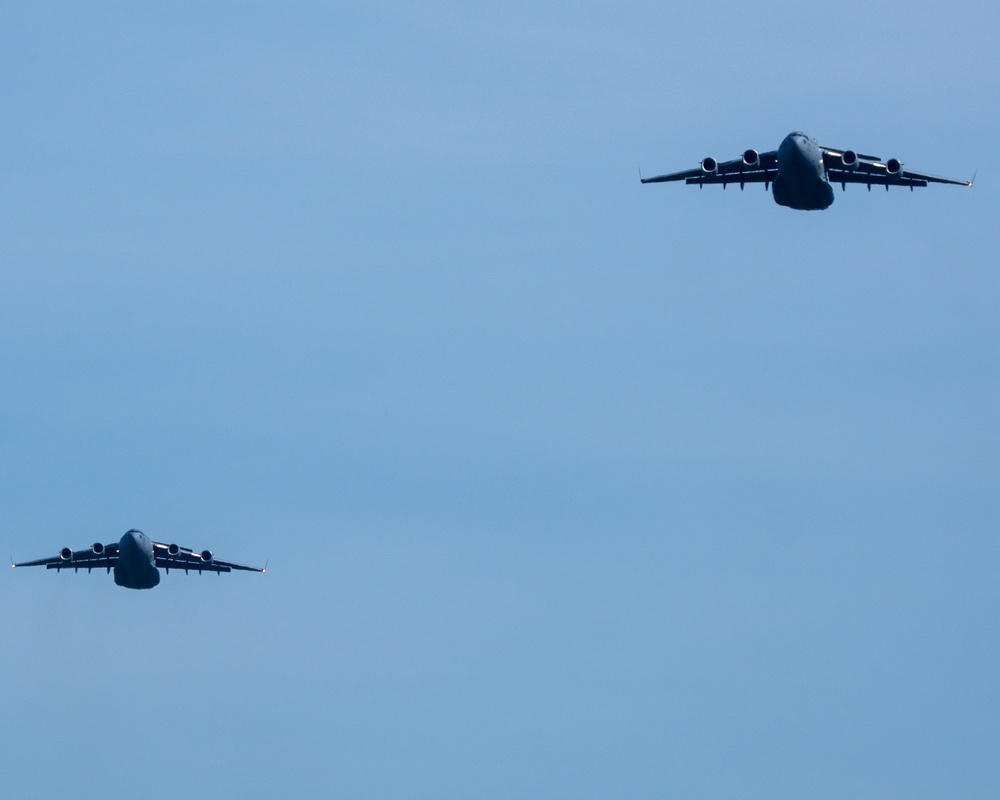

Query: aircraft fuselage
<box><xmin>771</xmin><ymin>132</ymin><xmax>835</xmax><ymax>210</ymax></box>
<box><xmin>114</xmin><ymin>529</ymin><xmax>160</xmax><ymax>589</ymax></box>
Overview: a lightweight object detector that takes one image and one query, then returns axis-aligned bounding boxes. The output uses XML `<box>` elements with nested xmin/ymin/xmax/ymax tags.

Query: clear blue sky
<box><xmin>2</xmin><ymin>2</ymin><xmax>997</xmax><ymax>798</ymax></box>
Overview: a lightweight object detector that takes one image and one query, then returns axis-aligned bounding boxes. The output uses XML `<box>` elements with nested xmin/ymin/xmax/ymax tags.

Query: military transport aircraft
<box><xmin>641</xmin><ymin>131</ymin><xmax>973</xmax><ymax>210</ymax></box>
<box><xmin>12</xmin><ymin>528</ymin><xmax>264</xmax><ymax>589</ymax></box>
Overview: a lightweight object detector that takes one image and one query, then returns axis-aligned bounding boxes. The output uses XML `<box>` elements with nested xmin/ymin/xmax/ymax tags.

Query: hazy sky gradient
<box><xmin>2</xmin><ymin>3</ymin><xmax>997</xmax><ymax>798</ymax></box>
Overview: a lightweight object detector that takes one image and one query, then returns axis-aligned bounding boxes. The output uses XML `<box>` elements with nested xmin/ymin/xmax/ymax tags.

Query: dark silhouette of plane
<box><xmin>13</xmin><ymin>528</ymin><xmax>264</xmax><ymax>589</ymax></box>
<box><xmin>641</xmin><ymin>131</ymin><xmax>973</xmax><ymax>210</ymax></box>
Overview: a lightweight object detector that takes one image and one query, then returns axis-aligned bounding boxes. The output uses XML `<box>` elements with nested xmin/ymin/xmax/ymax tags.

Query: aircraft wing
<box><xmin>822</xmin><ymin>147</ymin><xmax>972</xmax><ymax>188</ymax></box>
<box><xmin>13</xmin><ymin>543</ymin><xmax>120</xmax><ymax>572</ymax></box>
<box><xmin>152</xmin><ymin>541</ymin><xmax>265</xmax><ymax>575</ymax></box>
<box><xmin>641</xmin><ymin>150</ymin><xmax>779</xmax><ymax>187</ymax></box>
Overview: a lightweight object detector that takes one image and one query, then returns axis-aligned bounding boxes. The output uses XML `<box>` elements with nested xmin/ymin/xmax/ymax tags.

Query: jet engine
<box><xmin>742</xmin><ymin>149</ymin><xmax>759</xmax><ymax>168</ymax></box>
<box><xmin>91</xmin><ymin>542</ymin><xmax>105</xmax><ymax>555</ymax></box>
<box><xmin>700</xmin><ymin>157</ymin><xmax>718</xmax><ymax>175</ymax></box>
<box><xmin>841</xmin><ymin>150</ymin><xmax>859</xmax><ymax>168</ymax></box>
<box><xmin>885</xmin><ymin>158</ymin><xmax>902</xmax><ymax>175</ymax></box>
<box><xmin>200</xmin><ymin>550</ymin><xmax>213</xmax><ymax>563</ymax></box>
<box><xmin>60</xmin><ymin>547</ymin><xmax>73</xmax><ymax>560</ymax></box>
<box><xmin>167</xmin><ymin>543</ymin><xmax>181</xmax><ymax>556</ymax></box>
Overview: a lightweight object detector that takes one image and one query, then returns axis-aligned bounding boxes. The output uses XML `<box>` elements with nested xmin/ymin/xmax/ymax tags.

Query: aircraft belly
<box><xmin>772</xmin><ymin>175</ymin><xmax>834</xmax><ymax>210</ymax></box>
<box><xmin>113</xmin><ymin>556</ymin><xmax>161</xmax><ymax>589</ymax></box>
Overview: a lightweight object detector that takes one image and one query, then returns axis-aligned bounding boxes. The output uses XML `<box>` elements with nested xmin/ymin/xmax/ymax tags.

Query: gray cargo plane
<box><xmin>641</xmin><ymin>131</ymin><xmax>973</xmax><ymax>210</ymax></box>
<box><xmin>12</xmin><ymin>528</ymin><xmax>264</xmax><ymax>589</ymax></box>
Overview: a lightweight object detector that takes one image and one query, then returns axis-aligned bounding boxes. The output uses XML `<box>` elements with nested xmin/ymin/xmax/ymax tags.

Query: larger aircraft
<box><xmin>12</xmin><ymin>528</ymin><xmax>264</xmax><ymax>589</ymax></box>
<box><xmin>641</xmin><ymin>131</ymin><xmax>973</xmax><ymax>210</ymax></box>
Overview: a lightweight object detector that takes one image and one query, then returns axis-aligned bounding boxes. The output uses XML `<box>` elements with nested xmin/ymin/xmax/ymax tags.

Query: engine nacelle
<box><xmin>167</xmin><ymin>543</ymin><xmax>181</xmax><ymax>556</ymax></box>
<box><xmin>91</xmin><ymin>542</ymin><xmax>105</xmax><ymax>556</ymax></box>
<box><xmin>841</xmin><ymin>150</ymin><xmax>858</xmax><ymax>168</ymax></box>
<box><xmin>885</xmin><ymin>158</ymin><xmax>902</xmax><ymax>175</ymax></box>
<box><xmin>60</xmin><ymin>547</ymin><xmax>73</xmax><ymax>561</ymax></box>
<box><xmin>200</xmin><ymin>550</ymin><xmax>213</xmax><ymax>563</ymax></box>
<box><xmin>742</xmin><ymin>149</ymin><xmax>759</xmax><ymax>168</ymax></box>
<box><xmin>700</xmin><ymin>156</ymin><xmax>718</xmax><ymax>175</ymax></box>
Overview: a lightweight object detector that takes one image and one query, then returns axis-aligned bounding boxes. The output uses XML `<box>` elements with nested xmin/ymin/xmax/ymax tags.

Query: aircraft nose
<box><xmin>121</xmin><ymin>529</ymin><xmax>142</xmax><ymax>547</ymax></box>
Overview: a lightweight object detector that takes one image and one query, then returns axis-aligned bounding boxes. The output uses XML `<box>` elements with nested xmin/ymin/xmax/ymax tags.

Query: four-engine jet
<box><xmin>641</xmin><ymin>131</ymin><xmax>973</xmax><ymax>210</ymax></box>
<box><xmin>12</xmin><ymin>528</ymin><xmax>264</xmax><ymax>589</ymax></box>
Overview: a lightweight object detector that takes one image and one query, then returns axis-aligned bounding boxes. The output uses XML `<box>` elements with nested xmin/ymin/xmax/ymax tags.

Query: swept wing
<box><xmin>152</xmin><ymin>541</ymin><xmax>264</xmax><ymax>575</ymax></box>
<box><xmin>13</xmin><ymin>543</ymin><xmax>120</xmax><ymax>573</ymax></box>
<box><xmin>821</xmin><ymin>146</ymin><xmax>972</xmax><ymax>189</ymax></box>
<box><xmin>641</xmin><ymin>150</ymin><xmax>779</xmax><ymax>187</ymax></box>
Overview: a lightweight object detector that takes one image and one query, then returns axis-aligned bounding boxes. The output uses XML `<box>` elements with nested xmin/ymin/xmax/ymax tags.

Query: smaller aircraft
<box><xmin>12</xmin><ymin>528</ymin><xmax>264</xmax><ymax>590</ymax></box>
<box><xmin>641</xmin><ymin>131</ymin><xmax>973</xmax><ymax>210</ymax></box>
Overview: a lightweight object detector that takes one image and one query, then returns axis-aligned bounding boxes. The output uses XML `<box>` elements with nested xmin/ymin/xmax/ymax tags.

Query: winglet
<box><xmin>262</xmin><ymin>559</ymin><xmax>268</xmax><ymax>574</ymax></box>
<box><xmin>10</xmin><ymin>555</ymin><xmax>14</xmax><ymax>568</ymax></box>
<box><xmin>638</xmin><ymin>166</ymin><xmax>643</xmax><ymax>183</ymax></box>
<box><xmin>969</xmin><ymin>170</ymin><xmax>976</xmax><ymax>187</ymax></box>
